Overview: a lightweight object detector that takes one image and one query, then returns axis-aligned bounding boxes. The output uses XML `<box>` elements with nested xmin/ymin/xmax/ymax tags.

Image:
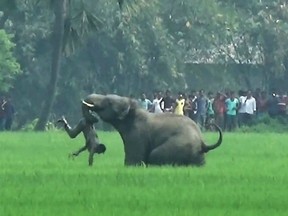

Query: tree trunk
<box><xmin>34</xmin><ymin>0</ymin><xmax>67</xmax><ymax>131</ymax></box>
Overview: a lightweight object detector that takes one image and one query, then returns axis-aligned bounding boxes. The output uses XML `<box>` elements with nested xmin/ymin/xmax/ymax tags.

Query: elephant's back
<box><xmin>150</xmin><ymin>112</ymin><xmax>198</xmax><ymax>129</ymax></box>
<box><xmin>148</xmin><ymin>113</ymin><xmax>203</xmax><ymax>142</ymax></box>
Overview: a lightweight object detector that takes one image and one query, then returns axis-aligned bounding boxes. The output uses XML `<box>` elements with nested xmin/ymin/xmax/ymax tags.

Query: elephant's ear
<box><xmin>111</xmin><ymin>97</ymin><xmax>131</xmax><ymax>120</ymax></box>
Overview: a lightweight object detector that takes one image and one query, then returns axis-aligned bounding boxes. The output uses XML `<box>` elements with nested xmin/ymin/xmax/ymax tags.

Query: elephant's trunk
<box><xmin>201</xmin><ymin>123</ymin><xmax>223</xmax><ymax>153</ymax></box>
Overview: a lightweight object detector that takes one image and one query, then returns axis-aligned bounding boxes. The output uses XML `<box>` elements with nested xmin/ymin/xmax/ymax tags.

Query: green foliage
<box><xmin>237</xmin><ymin>114</ymin><xmax>288</xmax><ymax>133</ymax></box>
<box><xmin>20</xmin><ymin>118</ymin><xmax>59</xmax><ymax>131</ymax></box>
<box><xmin>0</xmin><ymin>132</ymin><xmax>288</xmax><ymax>215</ymax></box>
<box><xmin>2</xmin><ymin>0</ymin><xmax>288</xmax><ymax>127</ymax></box>
<box><xmin>0</xmin><ymin>30</ymin><xmax>21</xmax><ymax>92</ymax></box>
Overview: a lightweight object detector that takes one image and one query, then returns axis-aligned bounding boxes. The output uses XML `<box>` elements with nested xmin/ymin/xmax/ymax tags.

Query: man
<box><xmin>196</xmin><ymin>89</ymin><xmax>208</xmax><ymax>130</ymax></box>
<box><xmin>237</xmin><ymin>90</ymin><xmax>247</xmax><ymax>127</ymax></box>
<box><xmin>256</xmin><ymin>91</ymin><xmax>268</xmax><ymax>120</ymax></box>
<box><xmin>57</xmin><ymin>116</ymin><xmax>106</xmax><ymax>166</ymax></box>
<box><xmin>161</xmin><ymin>90</ymin><xmax>175</xmax><ymax>112</ymax></box>
<box><xmin>225</xmin><ymin>91</ymin><xmax>239</xmax><ymax>131</ymax></box>
<box><xmin>243</xmin><ymin>90</ymin><xmax>256</xmax><ymax>126</ymax></box>
<box><xmin>267</xmin><ymin>92</ymin><xmax>279</xmax><ymax>118</ymax></box>
<box><xmin>152</xmin><ymin>91</ymin><xmax>163</xmax><ymax>113</ymax></box>
<box><xmin>138</xmin><ymin>93</ymin><xmax>152</xmax><ymax>111</ymax></box>
<box><xmin>206</xmin><ymin>91</ymin><xmax>215</xmax><ymax>130</ymax></box>
<box><xmin>212</xmin><ymin>92</ymin><xmax>226</xmax><ymax>130</ymax></box>
<box><xmin>3</xmin><ymin>96</ymin><xmax>15</xmax><ymax>130</ymax></box>
<box><xmin>188</xmin><ymin>90</ymin><xmax>198</xmax><ymax>121</ymax></box>
<box><xmin>277</xmin><ymin>93</ymin><xmax>287</xmax><ymax>116</ymax></box>
<box><xmin>0</xmin><ymin>96</ymin><xmax>6</xmax><ymax>131</ymax></box>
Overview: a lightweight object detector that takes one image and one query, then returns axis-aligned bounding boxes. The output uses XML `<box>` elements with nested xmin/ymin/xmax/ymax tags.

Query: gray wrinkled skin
<box><xmin>82</xmin><ymin>94</ymin><xmax>222</xmax><ymax>166</ymax></box>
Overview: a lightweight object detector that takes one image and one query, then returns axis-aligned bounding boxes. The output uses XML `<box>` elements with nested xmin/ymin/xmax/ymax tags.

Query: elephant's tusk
<box><xmin>82</xmin><ymin>100</ymin><xmax>95</xmax><ymax>108</ymax></box>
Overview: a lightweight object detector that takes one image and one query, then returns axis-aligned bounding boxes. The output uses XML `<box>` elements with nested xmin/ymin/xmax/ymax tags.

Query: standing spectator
<box><xmin>267</xmin><ymin>92</ymin><xmax>279</xmax><ymax>118</ymax></box>
<box><xmin>152</xmin><ymin>91</ymin><xmax>164</xmax><ymax>113</ymax></box>
<box><xmin>257</xmin><ymin>91</ymin><xmax>268</xmax><ymax>120</ymax></box>
<box><xmin>161</xmin><ymin>90</ymin><xmax>175</xmax><ymax>112</ymax></box>
<box><xmin>174</xmin><ymin>92</ymin><xmax>185</xmax><ymax>115</ymax></box>
<box><xmin>244</xmin><ymin>90</ymin><xmax>256</xmax><ymax>126</ymax></box>
<box><xmin>237</xmin><ymin>90</ymin><xmax>247</xmax><ymax>127</ymax></box>
<box><xmin>196</xmin><ymin>89</ymin><xmax>208</xmax><ymax>129</ymax></box>
<box><xmin>138</xmin><ymin>93</ymin><xmax>152</xmax><ymax>111</ymax></box>
<box><xmin>277</xmin><ymin>93</ymin><xmax>287</xmax><ymax>116</ymax></box>
<box><xmin>0</xmin><ymin>96</ymin><xmax>6</xmax><ymax>131</ymax></box>
<box><xmin>212</xmin><ymin>92</ymin><xmax>226</xmax><ymax>129</ymax></box>
<box><xmin>190</xmin><ymin>90</ymin><xmax>198</xmax><ymax>121</ymax></box>
<box><xmin>225</xmin><ymin>91</ymin><xmax>239</xmax><ymax>131</ymax></box>
<box><xmin>206</xmin><ymin>91</ymin><xmax>215</xmax><ymax>123</ymax></box>
<box><xmin>184</xmin><ymin>93</ymin><xmax>197</xmax><ymax>121</ymax></box>
<box><xmin>3</xmin><ymin>96</ymin><xmax>15</xmax><ymax>130</ymax></box>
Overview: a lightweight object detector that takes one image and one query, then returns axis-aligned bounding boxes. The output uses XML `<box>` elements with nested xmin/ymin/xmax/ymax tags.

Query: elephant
<box><xmin>81</xmin><ymin>94</ymin><xmax>222</xmax><ymax>166</ymax></box>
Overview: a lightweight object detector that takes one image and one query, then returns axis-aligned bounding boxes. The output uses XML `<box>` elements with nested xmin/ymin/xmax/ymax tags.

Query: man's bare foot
<box><xmin>56</xmin><ymin>116</ymin><xmax>68</xmax><ymax>126</ymax></box>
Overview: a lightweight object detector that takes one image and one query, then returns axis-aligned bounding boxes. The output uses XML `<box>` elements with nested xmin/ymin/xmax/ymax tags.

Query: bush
<box><xmin>236</xmin><ymin>114</ymin><xmax>288</xmax><ymax>133</ymax></box>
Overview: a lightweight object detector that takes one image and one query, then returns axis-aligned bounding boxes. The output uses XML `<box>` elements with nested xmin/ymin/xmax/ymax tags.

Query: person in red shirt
<box><xmin>256</xmin><ymin>91</ymin><xmax>268</xmax><ymax>119</ymax></box>
<box><xmin>212</xmin><ymin>92</ymin><xmax>226</xmax><ymax>130</ymax></box>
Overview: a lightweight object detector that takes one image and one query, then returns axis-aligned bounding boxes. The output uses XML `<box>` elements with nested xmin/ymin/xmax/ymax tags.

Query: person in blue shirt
<box><xmin>138</xmin><ymin>93</ymin><xmax>153</xmax><ymax>111</ymax></box>
<box><xmin>225</xmin><ymin>91</ymin><xmax>239</xmax><ymax>131</ymax></box>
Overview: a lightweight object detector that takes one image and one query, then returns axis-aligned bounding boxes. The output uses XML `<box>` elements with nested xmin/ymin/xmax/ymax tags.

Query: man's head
<box><xmin>96</xmin><ymin>144</ymin><xmax>106</xmax><ymax>154</ymax></box>
<box><xmin>261</xmin><ymin>91</ymin><xmax>267</xmax><ymax>98</ymax></box>
<box><xmin>165</xmin><ymin>90</ymin><xmax>171</xmax><ymax>97</ymax></box>
<box><xmin>199</xmin><ymin>89</ymin><xmax>205</xmax><ymax>97</ymax></box>
<box><xmin>191</xmin><ymin>90</ymin><xmax>196</xmax><ymax>97</ymax></box>
<box><xmin>230</xmin><ymin>91</ymin><xmax>235</xmax><ymax>100</ymax></box>
<box><xmin>208</xmin><ymin>91</ymin><xmax>213</xmax><ymax>99</ymax></box>
<box><xmin>140</xmin><ymin>93</ymin><xmax>146</xmax><ymax>100</ymax></box>
<box><xmin>157</xmin><ymin>91</ymin><xmax>162</xmax><ymax>99</ymax></box>
<box><xmin>247</xmin><ymin>90</ymin><xmax>252</xmax><ymax>98</ymax></box>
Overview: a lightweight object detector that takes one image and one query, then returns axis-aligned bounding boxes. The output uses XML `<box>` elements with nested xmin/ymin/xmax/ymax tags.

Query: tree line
<box><xmin>0</xmin><ymin>0</ymin><xmax>287</xmax><ymax>130</ymax></box>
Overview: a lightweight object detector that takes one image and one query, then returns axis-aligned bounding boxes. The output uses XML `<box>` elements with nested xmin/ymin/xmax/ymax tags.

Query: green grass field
<box><xmin>0</xmin><ymin>131</ymin><xmax>287</xmax><ymax>216</ymax></box>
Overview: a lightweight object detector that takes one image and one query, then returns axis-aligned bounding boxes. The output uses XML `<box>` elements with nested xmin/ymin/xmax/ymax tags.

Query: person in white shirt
<box><xmin>152</xmin><ymin>91</ymin><xmax>164</xmax><ymax>113</ymax></box>
<box><xmin>244</xmin><ymin>90</ymin><xmax>256</xmax><ymax>126</ymax></box>
<box><xmin>237</xmin><ymin>90</ymin><xmax>247</xmax><ymax>127</ymax></box>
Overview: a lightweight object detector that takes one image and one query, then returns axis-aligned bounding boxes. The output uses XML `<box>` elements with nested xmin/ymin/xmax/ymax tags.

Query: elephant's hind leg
<box><xmin>147</xmin><ymin>143</ymin><xmax>205</xmax><ymax>166</ymax></box>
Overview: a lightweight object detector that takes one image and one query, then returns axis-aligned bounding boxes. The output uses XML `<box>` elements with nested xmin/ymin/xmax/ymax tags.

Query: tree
<box><xmin>34</xmin><ymin>0</ymin><xmax>68</xmax><ymax>131</ymax></box>
<box><xmin>34</xmin><ymin>0</ymin><xmax>103</xmax><ymax>130</ymax></box>
<box><xmin>0</xmin><ymin>29</ymin><xmax>21</xmax><ymax>92</ymax></box>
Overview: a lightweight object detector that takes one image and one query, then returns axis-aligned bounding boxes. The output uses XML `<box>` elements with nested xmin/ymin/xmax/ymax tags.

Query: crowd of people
<box><xmin>136</xmin><ymin>89</ymin><xmax>288</xmax><ymax>131</ymax></box>
<box><xmin>0</xmin><ymin>96</ymin><xmax>15</xmax><ymax>131</ymax></box>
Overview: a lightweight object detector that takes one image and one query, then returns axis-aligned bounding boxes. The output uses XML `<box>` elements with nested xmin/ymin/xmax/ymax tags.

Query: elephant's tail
<box><xmin>201</xmin><ymin>123</ymin><xmax>223</xmax><ymax>153</ymax></box>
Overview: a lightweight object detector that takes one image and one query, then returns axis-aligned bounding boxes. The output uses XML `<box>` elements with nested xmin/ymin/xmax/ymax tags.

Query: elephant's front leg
<box><xmin>123</xmin><ymin>139</ymin><xmax>148</xmax><ymax>166</ymax></box>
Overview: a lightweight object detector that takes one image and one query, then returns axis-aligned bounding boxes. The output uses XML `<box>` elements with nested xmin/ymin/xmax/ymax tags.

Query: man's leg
<box><xmin>231</xmin><ymin>115</ymin><xmax>237</xmax><ymax>131</ymax></box>
<box><xmin>5</xmin><ymin>117</ymin><xmax>12</xmax><ymax>130</ymax></box>
<box><xmin>57</xmin><ymin>116</ymin><xmax>85</xmax><ymax>138</ymax></box>
<box><xmin>225</xmin><ymin>114</ymin><xmax>232</xmax><ymax>131</ymax></box>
